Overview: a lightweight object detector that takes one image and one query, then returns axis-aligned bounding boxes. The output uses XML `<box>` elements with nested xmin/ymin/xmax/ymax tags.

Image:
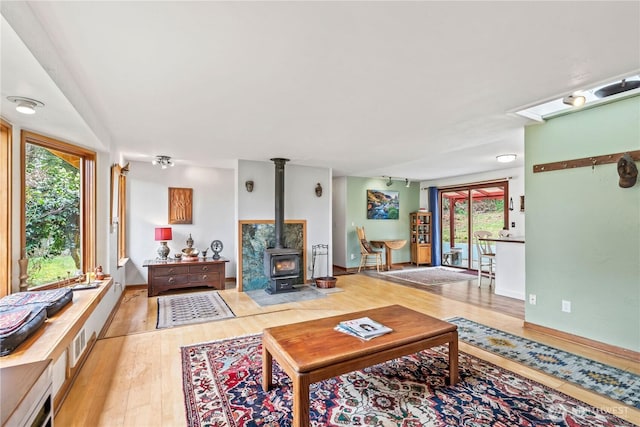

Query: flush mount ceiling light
<box><xmin>562</xmin><ymin>94</ymin><xmax>586</xmax><ymax>107</ymax></box>
<box><xmin>7</xmin><ymin>96</ymin><xmax>45</xmax><ymax>115</ymax></box>
<box><xmin>152</xmin><ymin>155</ymin><xmax>174</xmax><ymax>169</ymax></box>
<box><xmin>496</xmin><ymin>154</ymin><xmax>517</xmax><ymax>163</ymax></box>
<box><xmin>595</xmin><ymin>79</ymin><xmax>640</xmax><ymax>98</ymax></box>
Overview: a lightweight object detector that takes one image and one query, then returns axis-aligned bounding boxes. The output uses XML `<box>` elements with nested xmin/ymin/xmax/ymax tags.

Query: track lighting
<box><xmin>152</xmin><ymin>155</ymin><xmax>174</xmax><ymax>169</ymax></box>
<box><xmin>385</xmin><ymin>176</ymin><xmax>393</xmax><ymax>187</ymax></box>
<box><xmin>405</xmin><ymin>179</ymin><xmax>410</xmax><ymax>188</ymax></box>
<box><xmin>562</xmin><ymin>94</ymin><xmax>586</xmax><ymax>107</ymax></box>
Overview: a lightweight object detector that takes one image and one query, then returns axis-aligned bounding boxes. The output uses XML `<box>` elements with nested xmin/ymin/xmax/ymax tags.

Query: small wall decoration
<box><xmin>617</xmin><ymin>153</ymin><xmax>638</xmax><ymax>188</ymax></box>
<box><xmin>168</xmin><ymin>187</ymin><xmax>193</xmax><ymax>224</ymax></box>
<box><xmin>367</xmin><ymin>189</ymin><xmax>399</xmax><ymax>220</ymax></box>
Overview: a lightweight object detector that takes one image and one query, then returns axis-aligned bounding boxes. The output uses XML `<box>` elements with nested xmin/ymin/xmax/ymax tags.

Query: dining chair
<box><xmin>356</xmin><ymin>226</ymin><xmax>384</xmax><ymax>272</ymax></box>
<box><xmin>473</xmin><ymin>230</ymin><xmax>495</xmax><ymax>287</ymax></box>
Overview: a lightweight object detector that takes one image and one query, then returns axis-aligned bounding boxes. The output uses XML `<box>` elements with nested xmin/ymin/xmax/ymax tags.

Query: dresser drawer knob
<box><xmin>168</xmin><ymin>268</ymin><xmax>175</xmax><ymax>274</ymax></box>
<box><xmin>201</xmin><ymin>266</ymin><xmax>209</xmax><ymax>272</ymax></box>
<box><xmin>202</xmin><ymin>275</ymin><xmax>208</xmax><ymax>280</ymax></box>
<box><xmin>168</xmin><ymin>277</ymin><xmax>175</xmax><ymax>284</ymax></box>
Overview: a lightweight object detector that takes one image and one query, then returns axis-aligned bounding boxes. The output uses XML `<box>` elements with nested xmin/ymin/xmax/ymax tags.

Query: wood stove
<box><xmin>264</xmin><ymin>158</ymin><xmax>302</xmax><ymax>294</ymax></box>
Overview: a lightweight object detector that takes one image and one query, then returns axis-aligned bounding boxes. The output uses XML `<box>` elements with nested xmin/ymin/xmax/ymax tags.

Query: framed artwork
<box><xmin>169</xmin><ymin>187</ymin><xmax>193</xmax><ymax>224</ymax></box>
<box><xmin>367</xmin><ymin>189</ymin><xmax>399</xmax><ymax>220</ymax></box>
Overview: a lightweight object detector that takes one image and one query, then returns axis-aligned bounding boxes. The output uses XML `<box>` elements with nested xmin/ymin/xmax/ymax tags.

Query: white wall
<box><xmin>237</xmin><ymin>159</ymin><xmax>332</xmax><ymax>278</ymax></box>
<box><xmin>332</xmin><ymin>177</ymin><xmax>347</xmax><ymax>267</ymax></box>
<box><xmin>126</xmin><ymin>161</ymin><xmax>236</xmax><ymax>285</ymax></box>
<box><xmin>421</xmin><ymin>166</ymin><xmax>526</xmax><ymax>235</ymax></box>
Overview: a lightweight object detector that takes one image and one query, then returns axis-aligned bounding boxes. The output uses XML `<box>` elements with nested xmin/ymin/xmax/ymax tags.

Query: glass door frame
<box><xmin>438</xmin><ymin>181</ymin><xmax>509</xmax><ymax>271</ymax></box>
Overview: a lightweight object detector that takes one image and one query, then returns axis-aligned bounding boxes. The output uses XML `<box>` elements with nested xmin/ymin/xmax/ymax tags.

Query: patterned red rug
<box><xmin>181</xmin><ymin>334</ymin><xmax>633</xmax><ymax>426</ymax></box>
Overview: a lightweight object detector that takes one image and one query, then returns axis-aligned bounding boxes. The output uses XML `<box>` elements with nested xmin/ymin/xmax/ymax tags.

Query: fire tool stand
<box><xmin>312</xmin><ymin>244</ymin><xmax>337</xmax><ymax>288</ymax></box>
<box><xmin>311</xmin><ymin>244</ymin><xmax>329</xmax><ymax>282</ymax></box>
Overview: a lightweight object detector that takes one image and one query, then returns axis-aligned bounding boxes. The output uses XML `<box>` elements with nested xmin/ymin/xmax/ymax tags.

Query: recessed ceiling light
<box><xmin>496</xmin><ymin>154</ymin><xmax>517</xmax><ymax>163</ymax></box>
<box><xmin>7</xmin><ymin>96</ymin><xmax>45</xmax><ymax>115</ymax></box>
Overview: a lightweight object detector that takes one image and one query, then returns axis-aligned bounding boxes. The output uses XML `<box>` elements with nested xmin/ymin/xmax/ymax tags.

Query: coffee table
<box><xmin>262</xmin><ymin>305</ymin><xmax>458</xmax><ymax>427</ymax></box>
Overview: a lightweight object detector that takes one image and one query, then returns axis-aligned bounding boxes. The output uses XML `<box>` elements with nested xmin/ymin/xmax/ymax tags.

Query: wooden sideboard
<box><xmin>143</xmin><ymin>258</ymin><xmax>229</xmax><ymax>297</ymax></box>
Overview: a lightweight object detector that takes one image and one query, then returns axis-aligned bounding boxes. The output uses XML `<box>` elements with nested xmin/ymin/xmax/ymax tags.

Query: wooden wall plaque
<box><xmin>168</xmin><ymin>187</ymin><xmax>193</xmax><ymax>224</ymax></box>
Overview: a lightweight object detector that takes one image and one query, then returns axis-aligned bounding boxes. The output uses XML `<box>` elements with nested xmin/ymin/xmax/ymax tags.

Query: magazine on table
<box><xmin>334</xmin><ymin>316</ymin><xmax>393</xmax><ymax>340</ymax></box>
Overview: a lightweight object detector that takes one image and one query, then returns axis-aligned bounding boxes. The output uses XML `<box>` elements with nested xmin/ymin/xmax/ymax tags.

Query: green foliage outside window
<box><xmin>25</xmin><ymin>144</ymin><xmax>81</xmax><ymax>286</ymax></box>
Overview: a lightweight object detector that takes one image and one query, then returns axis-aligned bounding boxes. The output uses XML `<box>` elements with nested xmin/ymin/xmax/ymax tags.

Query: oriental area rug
<box><xmin>156</xmin><ymin>291</ymin><xmax>235</xmax><ymax>329</ymax></box>
<box><xmin>380</xmin><ymin>266</ymin><xmax>476</xmax><ymax>286</ymax></box>
<box><xmin>449</xmin><ymin>317</ymin><xmax>640</xmax><ymax>409</ymax></box>
<box><xmin>181</xmin><ymin>334</ymin><xmax>634</xmax><ymax>426</ymax></box>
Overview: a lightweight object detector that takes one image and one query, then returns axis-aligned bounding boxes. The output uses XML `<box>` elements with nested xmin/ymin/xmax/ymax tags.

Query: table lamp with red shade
<box><xmin>155</xmin><ymin>227</ymin><xmax>172</xmax><ymax>259</ymax></box>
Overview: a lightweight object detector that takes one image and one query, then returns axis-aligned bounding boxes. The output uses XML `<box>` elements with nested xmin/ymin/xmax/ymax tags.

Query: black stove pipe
<box><xmin>271</xmin><ymin>158</ymin><xmax>289</xmax><ymax>249</ymax></box>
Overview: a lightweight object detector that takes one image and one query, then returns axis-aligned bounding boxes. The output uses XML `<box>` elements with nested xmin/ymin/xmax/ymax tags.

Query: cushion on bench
<box><xmin>0</xmin><ymin>304</ymin><xmax>47</xmax><ymax>356</ymax></box>
<box><xmin>0</xmin><ymin>288</ymin><xmax>73</xmax><ymax>317</ymax></box>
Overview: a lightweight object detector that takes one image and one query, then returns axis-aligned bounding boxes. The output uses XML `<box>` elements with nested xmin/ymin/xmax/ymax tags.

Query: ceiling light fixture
<box><xmin>405</xmin><ymin>178</ymin><xmax>411</xmax><ymax>188</ymax></box>
<box><xmin>595</xmin><ymin>79</ymin><xmax>640</xmax><ymax>98</ymax></box>
<box><xmin>496</xmin><ymin>154</ymin><xmax>517</xmax><ymax>163</ymax></box>
<box><xmin>152</xmin><ymin>155</ymin><xmax>174</xmax><ymax>169</ymax></box>
<box><xmin>385</xmin><ymin>176</ymin><xmax>393</xmax><ymax>187</ymax></box>
<box><xmin>562</xmin><ymin>94</ymin><xmax>586</xmax><ymax>107</ymax></box>
<box><xmin>7</xmin><ymin>96</ymin><xmax>45</xmax><ymax>115</ymax></box>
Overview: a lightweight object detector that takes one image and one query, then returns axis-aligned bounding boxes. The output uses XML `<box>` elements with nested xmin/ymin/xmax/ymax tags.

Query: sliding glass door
<box><xmin>441</xmin><ymin>190</ymin><xmax>470</xmax><ymax>268</ymax></box>
<box><xmin>440</xmin><ymin>182</ymin><xmax>508</xmax><ymax>271</ymax></box>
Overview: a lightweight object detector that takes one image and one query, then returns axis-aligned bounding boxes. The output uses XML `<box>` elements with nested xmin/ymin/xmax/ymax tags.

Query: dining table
<box><xmin>370</xmin><ymin>239</ymin><xmax>407</xmax><ymax>270</ymax></box>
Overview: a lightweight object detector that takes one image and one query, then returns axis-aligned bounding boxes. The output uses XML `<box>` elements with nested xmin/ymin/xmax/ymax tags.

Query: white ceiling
<box><xmin>2</xmin><ymin>1</ymin><xmax>639</xmax><ymax>180</ymax></box>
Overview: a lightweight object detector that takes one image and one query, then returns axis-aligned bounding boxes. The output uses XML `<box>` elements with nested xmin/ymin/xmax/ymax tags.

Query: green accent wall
<box><xmin>345</xmin><ymin>177</ymin><xmax>420</xmax><ymax>269</ymax></box>
<box><xmin>525</xmin><ymin>96</ymin><xmax>640</xmax><ymax>351</ymax></box>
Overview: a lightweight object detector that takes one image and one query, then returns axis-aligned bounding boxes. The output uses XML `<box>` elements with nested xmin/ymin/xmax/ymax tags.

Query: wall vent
<box><xmin>69</xmin><ymin>328</ymin><xmax>87</xmax><ymax>368</ymax></box>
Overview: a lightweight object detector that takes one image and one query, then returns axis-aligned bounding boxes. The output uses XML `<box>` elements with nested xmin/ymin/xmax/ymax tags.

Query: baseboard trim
<box><xmin>524</xmin><ymin>321</ymin><xmax>640</xmax><ymax>363</ymax></box>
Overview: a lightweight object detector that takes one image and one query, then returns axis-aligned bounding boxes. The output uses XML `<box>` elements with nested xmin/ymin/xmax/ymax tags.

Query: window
<box><xmin>1</xmin><ymin>120</ymin><xmax>11</xmax><ymax>297</ymax></box>
<box><xmin>21</xmin><ymin>131</ymin><xmax>95</xmax><ymax>289</ymax></box>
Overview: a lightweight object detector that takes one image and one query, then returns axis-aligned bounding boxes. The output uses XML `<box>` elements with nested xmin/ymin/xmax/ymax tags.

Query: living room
<box><xmin>1</xmin><ymin>2</ymin><xmax>639</xmax><ymax>426</ymax></box>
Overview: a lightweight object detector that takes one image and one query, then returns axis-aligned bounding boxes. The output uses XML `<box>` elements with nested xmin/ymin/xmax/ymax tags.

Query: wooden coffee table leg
<box><xmin>262</xmin><ymin>345</ymin><xmax>272</xmax><ymax>392</ymax></box>
<box><xmin>448</xmin><ymin>331</ymin><xmax>459</xmax><ymax>385</ymax></box>
<box><xmin>292</xmin><ymin>373</ymin><xmax>311</xmax><ymax>427</ymax></box>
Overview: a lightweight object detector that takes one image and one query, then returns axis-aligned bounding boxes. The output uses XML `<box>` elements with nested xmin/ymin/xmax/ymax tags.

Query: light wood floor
<box><xmin>56</xmin><ymin>273</ymin><xmax>639</xmax><ymax>426</ymax></box>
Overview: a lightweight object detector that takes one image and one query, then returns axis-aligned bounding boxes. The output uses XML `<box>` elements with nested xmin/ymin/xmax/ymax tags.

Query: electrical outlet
<box><xmin>511</xmin><ymin>221</ymin><xmax>516</xmax><ymax>228</ymax></box>
<box><xmin>529</xmin><ymin>294</ymin><xmax>536</xmax><ymax>305</ymax></box>
<box><xmin>562</xmin><ymin>300</ymin><xmax>571</xmax><ymax>313</ymax></box>
<box><xmin>350</xmin><ymin>253</ymin><xmax>355</xmax><ymax>260</ymax></box>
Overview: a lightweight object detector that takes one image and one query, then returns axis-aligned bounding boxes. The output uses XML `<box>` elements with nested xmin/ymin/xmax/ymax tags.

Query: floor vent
<box><xmin>69</xmin><ymin>328</ymin><xmax>87</xmax><ymax>368</ymax></box>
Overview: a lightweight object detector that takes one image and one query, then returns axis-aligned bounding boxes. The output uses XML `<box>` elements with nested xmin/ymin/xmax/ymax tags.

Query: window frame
<box><xmin>21</xmin><ymin>130</ymin><xmax>96</xmax><ymax>290</ymax></box>
<box><xmin>438</xmin><ymin>180</ymin><xmax>509</xmax><ymax>270</ymax></box>
<box><xmin>111</xmin><ymin>163</ymin><xmax>128</xmax><ymax>262</ymax></box>
<box><xmin>1</xmin><ymin>120</ymin><xmax>12</xmax><ymax>297</ymax></box>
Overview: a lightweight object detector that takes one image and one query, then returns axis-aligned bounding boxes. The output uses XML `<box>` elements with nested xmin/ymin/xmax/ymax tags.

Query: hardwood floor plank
<box><xmin>56</xmin><ymin>273</ymin><xmax>640</xmax><ymax>426</ymax></box>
